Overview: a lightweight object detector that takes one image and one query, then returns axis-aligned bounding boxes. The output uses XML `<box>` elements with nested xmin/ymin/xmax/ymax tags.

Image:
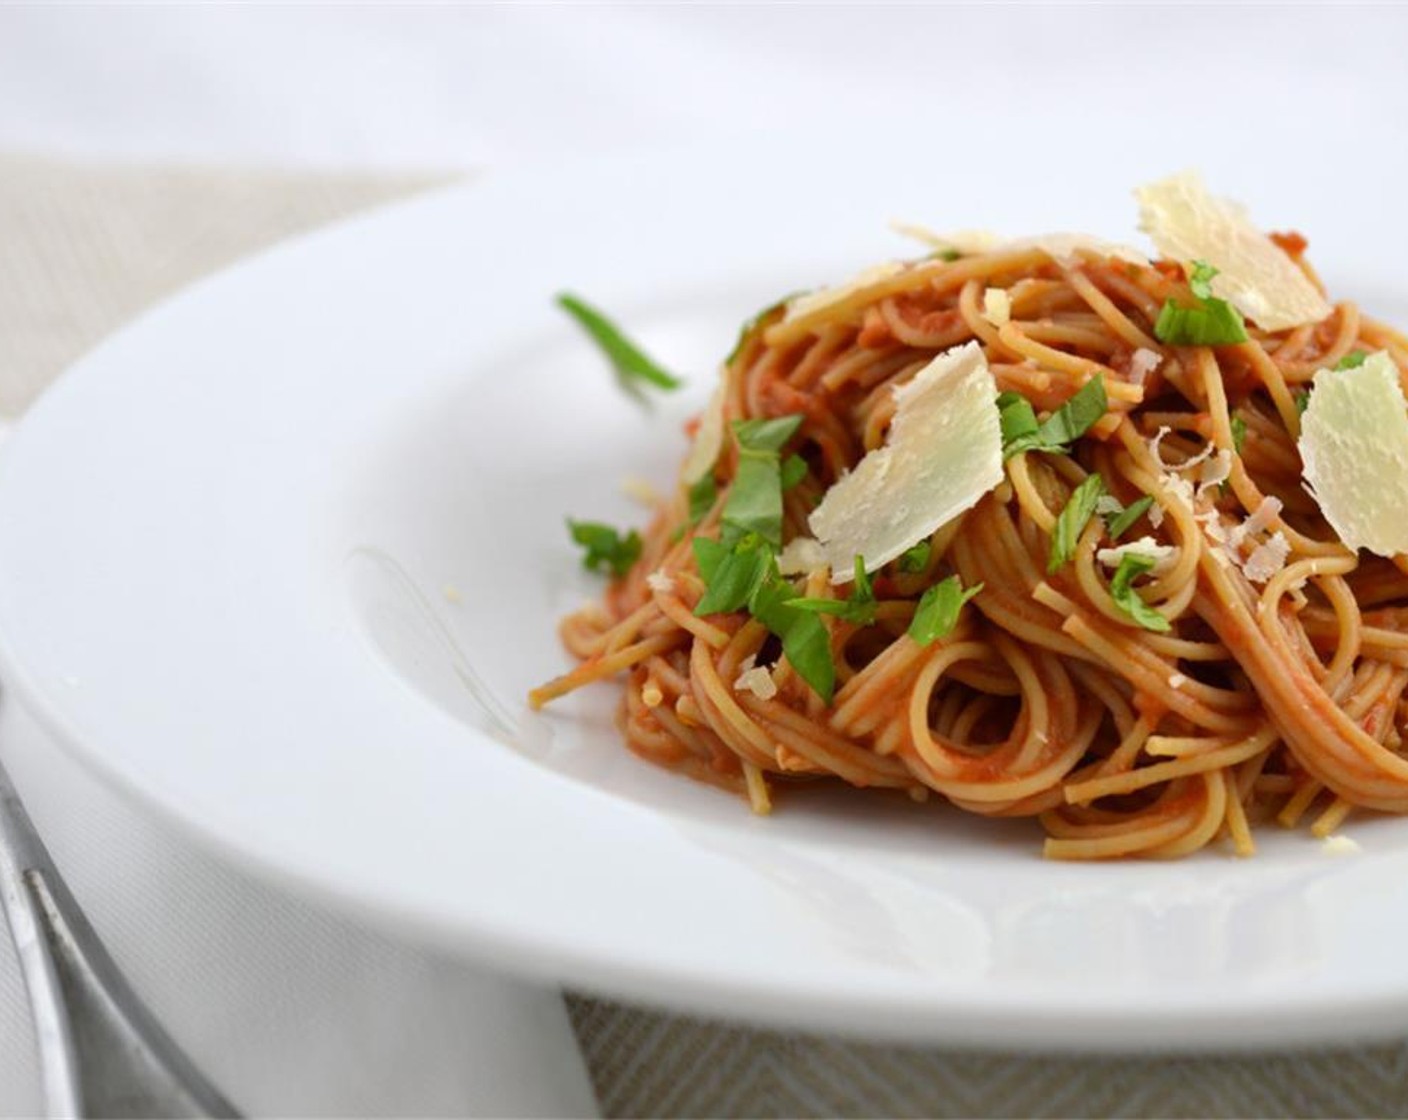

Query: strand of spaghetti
<box><xmin>530</xmin><ymin>632</ymin><xmax>684</xmax><ymax>709</ymax></box>
<box><xmin>1065</xmin><ymin>727</ymin><xmax>1275</xmax><ymax>802</ymax></box>
<box><xmin>1063</xmin><ymin>267</ymin><xmax>1160</xmax><ymax>351</ymax></box>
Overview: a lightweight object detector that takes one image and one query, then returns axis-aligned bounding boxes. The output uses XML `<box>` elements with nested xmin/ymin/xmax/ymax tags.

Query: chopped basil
<box><xmin>1105</xmin><ymin>495</ymin><xmax>1154</xmax><ymax>541</ymax></box>
<box><xmin>897</xmin><ymin>540</ymin><xmax>932</xmax><ymax>573</ymax></box>
<box><xmin>687</xmin><ymin>475</ymin><xmax>717</xmax><ymax>526</ymax></box>
<box><xmin>1048</xmin><ymin>474</ymin><xmax>1105</xmax><ymax>573</ymax></box>
<box><xmin>721</xmin><ymin>415</ymin><xmax>805</xmax><ymax>547</ymax></box>
<box><xmin>692</xmin><ymin>535</ymin><xmax>772</xmax><ymax>616</ymax></box>
<box><xmin>750</xmin><ymin>575</ymin><xmax>835</xmax><ymax>703</ymax></box>
<box><xmin>567</xmin><ymin>519</ymin><xmax>642</xmax><ymax>579</ymax></box>
<box><xmin>556</xmin><ymin>293</ymin><xmax>682</xmax><ymax>397</ymax></box>
<box><xmin>1188</xmin><ymin>259</ymin><xmax>1218</xmax><ymax>299</ymax></box>
<box><xmin>780</xmin><ymin>453</ymin><xmax>808</xmax><ymax>490</ymax></box>
<box><xmin>786</xmin><ymin>556</ymin><xmax>877</xmax><ymax>625</ymax></box>
<box><xmin>1000</xmin><ymin>378</ymin><xmax>1108</xmax><ymax>459</ymax></box>
<box><xmin>1334</xmin><ymin>350</ymin><xmax>1368</xmax><ymax>370</ymax></box>
<box><xmin>1230</xmin><ymin>415</ymin><xmax>1247</xmax><ymax>454</ymax></box>
<box><xmin>1294</xmin><ymin>390</ymin><xmax>1311</xmax><ymax>414</ymax></box>
<box><xmin>1153</xmin><ymin>263</ymin><xmax>1248</xmax><ymax>347</ymax></box>
<box><xmin>1109</xmin><ymin>552</ymin><xmax>1171</xmax><ymax>633</ymax></box>
<box><xmin>908</xmin><ymin>576</ymin><xmax>983</xmax><ymax>646</ymax></box>
<box><xmin>931</xmin><ymin>248</ymin><xmax>962</xmax><ymax>262</ymax></box>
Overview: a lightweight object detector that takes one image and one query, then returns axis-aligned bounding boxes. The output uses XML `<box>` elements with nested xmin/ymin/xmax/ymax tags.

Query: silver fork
<box><xmin>0</xmin><ymin>750</ymin><xmax>240</xmax><ymax>1118</ymax></box>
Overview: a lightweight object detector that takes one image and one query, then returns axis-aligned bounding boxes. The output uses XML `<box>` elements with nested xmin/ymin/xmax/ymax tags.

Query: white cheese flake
<box><xmin>1168</xmin><ymin>673</ymin><xmax>1187</xmax><ymax>690</ymax></box>
<box><xmin>681</xmin><ymin>380</ymin><xmax>727</xmax><ymax>485</ymax></box>
<box><xmin>733</xmin><ymin>655</ymin><xmax>779</xmax><ymax>701</ymax></box>
<box><xmin>783</xmin><ymin>261</ymin><xmax>906</xmax><ymax>323</ymax></box>
<box><xmin>1227</xmin><ymin>495</ymin><xmax>1283</xmax><ymax>550</ymax></box>
<box><xmin>1299</xmin><ymin>350</ymin><xmax>1408</xmax><ymax>556</ymax></box>
<box><xmin>1135</xmin><ymin>170</ymin><xmax>1332</xmax><ymax>331</ymax></box>
<box><xmin>1322</xmin><ymin>834</ymin><xmax>1361</xmax><ymax>856</ymax></box>
<box><xmin>776</xmin><ymin>536</ymin><xmax>827</xmax><ymax>576</ymax></box>
<box><xmin>808</xmin><ymin>341</ymin><xmax>1003</xmax><ymax>582</ymax></box>
<box><xmin>1242</xmin><ymin>530</ymin><xmax>1290</xmax><ymax>584</ymax></box>
<box><xmin>620</xmin><ymin>475</ymin><xmax>663</xmax><ymax>506</ymax></box>
<box><xmin>1129</xmin><ymin>348</ymin><xmax>1162</xmax><ymax>384</ymax></box>
<box><xmin>646</xmin><ymin>570</ymin><xmax>676</xmax><ymax>594</ymax></box>
<box><xmin>1096</xmin><ymin>537</ymin><xmax>1179</xmax><ymax>573</ymax></box>
<box><xmin>983</xmin><ymin>287</ymin><xmax>1011</xmax><ymax>326</ymax></box>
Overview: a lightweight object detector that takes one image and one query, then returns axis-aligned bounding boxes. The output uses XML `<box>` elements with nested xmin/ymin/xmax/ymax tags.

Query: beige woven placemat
<box><xmin>3</xmin><ymin>151</ymin><xmax>1404</xmax><ymax>1118</ymax></box>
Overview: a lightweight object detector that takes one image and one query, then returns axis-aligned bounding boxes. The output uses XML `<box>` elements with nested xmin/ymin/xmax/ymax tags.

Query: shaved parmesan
<box><xmin>646</xmin><ymin>570</ymin><xmax>676</xmax><ymax>594</ymax></box>
<box><xmin>1097</xmin><ymin>537</ymin><xmax>1178</xmax><ymax>573</ymax></box>
<box><xmin>1129</xmin><ymin>348</ymin><xmax>1162</xmax><ymax>383</ymax></box>
<box><xmin>1227</xmin><ymin>495</ymin><xmax>1283</xmax><ymax>550</ymax></box>
<box><xmin>891</xmin><ymin>223</ymin><xmax>1148</xmax><ymax>268</ymax></box>
<box><xmin>783</xmin><ymin>261</ymin><xmax>906</xmax><ymax>323</ymax></box>
<box><xmin>1299</xmin><ymin>350</ymin><xmax>1408</xmax><ymax>556</ymax></box>
<box><xmin>776</xmin><ymin>536</ymin><xmax>827</xmax><ymax>576</ymax></box>
<box><xmin>681</xmin><ymin>380</ymin><xmax>727</xmax><ymax>485</ymax></box>
<box><xmin>1242</xmin><ymin>531</ymin><xmax>1290</xmax><ymax>584</ymax></box>
<box><xmin>1135</xmin><ymin>170</ymin><xmax>1331</xmax><ymax>331</ymax></box>
<box><xmin>983</xmin><ymin>288</ymin><xmax>1011</xmax><ymax>326</ymax></box>
<box><xmin>733</xmin><ymin>655</ymin><xmax>778</xmax><ymax>700</ymax></box>
<box><xmin>808</xmin><ymin>341</ymin><xmax>1003</xmax><ymax>582</ymax></box>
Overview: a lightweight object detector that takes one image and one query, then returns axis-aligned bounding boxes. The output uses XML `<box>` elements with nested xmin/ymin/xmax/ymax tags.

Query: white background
<box><xmin>3</xmin><ymin>5</ymin><xmax>1407</xmax><ymax>171</ymax></box>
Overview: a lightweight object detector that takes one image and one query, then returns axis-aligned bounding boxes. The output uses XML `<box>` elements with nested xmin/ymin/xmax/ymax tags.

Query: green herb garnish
<box><xmin>687</xmin><ymin>475</ymin><xmax>717</xmax><ymax>526</ymax></box>
<box><xmin>692</xmin><ymin>535</ymin><xmax>772</xmax><ymax>615</ymax></box>
<box><xmin>786</xmin><ymin>556</ymin><xmax>877</xmax><ymax>625</ymax></box>
<box><xmin>897</xmin><ymin>540</ymin><xmax>932</xmax><ymax>573</ymax></box>
<box><xmin>567</xmin><ymin>519</ymin><xmax>642</xmax><ymax>579</ymax></box>
<box><xmin>1230</xmin><ymin>415</ymin><xmax>1247</xmax><ymax>454</ymax></box>
<box><xmin>1105</xmin><ymin>495</ymin><xmax>1154</xmax><ymax>541</ymax></box>
<box><xmin>721</xmin><ymin>415</ymin><xmax>805</xmax><ymax>547</ymax></box>
<box><xmin>1000</xmin><ymin>378</ymin><xmax>1109</xmax><ymax>459</ymax></box>
<box><xmin>908</xmin><ymin>576</ymin><xmax>983</xmax><ymax>646</ymax></box>
<box><xmin>780</xmin><ymin>453</ymin><xmax>808</xmax><ymax>490</ymax></box>
<box><xmin>749</xmin><ymin>575</ymin><xmax>835</xmax><ymax>703</ymax></box>
<box><xmin>1048</xmin><ymin>474</ymin><xmax>1106</xmax><ymax>573</ymax></box>
<box><xmin>1109</xmin><ymin>552</ymin><xmax>1171</xmax><ymax>632</ymax></box>
<box><xmin>1335</xmin><ymin>350</ymin><xmax>1368</xmax><ymax>370</ymax></box>
<box><xmin>556</xmin><ymin>293</ymin><xmax>682</xmax><ymax>397</ymax></box>
<box><xmin>1152</xmin><ymin>262</ymin><xmax>1249</xmax><ymax>347</ymax></box>
<box><xmin>1294</xmin><ymin>390</ymin><xmax>1311</xmax><ymax>414</ymax></box>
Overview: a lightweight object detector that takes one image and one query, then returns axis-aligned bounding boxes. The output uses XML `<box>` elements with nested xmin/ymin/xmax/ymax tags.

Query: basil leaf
<box><xmin>908</xmin><ymin>576</ymin><xmax>982</xmax><ymax>646</ymax></box>
<box><xmin>1335</xmin><ymin>350</ymin><xmax>1368</xmax><ymax>370</ymax></box>
<box><xmin>780</xmin><ymin>453</ymin><xmax>808</xmax><ymax>490</ymax></box>
<box><xmin>898</xmin><ymin>540</ymin><xmax>932</xmax><ymax>573</ymax></box>
<box><xmin>750</xmin><ymin>577</ymin><xmax>835</xmax><ymax>703</ymax></box>
<box><xmin>723</xmin><ymin>451</ymin><xmax>787</xmax><ymax>547</ymax></box>
<box><xmin>932</xmin><ymin>248</ymin><xmax>962</xmax><ymax>262</ymax></box>
<box><xmin>998</xmin><ymin>391</ymin><xmax>1041</xmax><ymax>458</ymax></box>
<box><xmin>1038</xmin><ymin>376</ymin><xmax>1108</xmax><ymax>446</ymax></box>
<box><xmin>1294</xmin><ymin>390</ymin><xmax>1311</xmax><ymax>414</ymax></box>
<box><xmin>557</xmin><ymin>293</ymin><xmax>682</xmax><ymax>395</ymax></box>
<box><xmin>1109</xmin><ymin>553</ymin><xmax>1171</xmax><ymax>632</ymax></box>
<box><xmin>1230</xmin><ymin>415</ymin><xmax>1247</xmax><ymax>454</ymax></box>
<box><xmin>693</xmin><ymin>535</ymin><xmax>772</xmax><ymax>616</ymax></box>
<box><xmin>1153</xmin><ymin>298</ymin><xmax>1249</xmax><ymax>346</ymax></box>
<box><xmin>1105</xmin><ymin>495</ymin><xmax>1154</xmax><ymax>541</ymax></box>
<box><xmin>568</xmin><ymin>519</ymin><xmax>642</xmax><ymax>579</ymax></box>
<box><xmin>1188</xmin><ymin>260</ymin><xmax>1218</xmax><ymax>300</ymax></box>
<box><xmin>687</xmin><ymin>475</ymin><xmax>717</xmax><ymax>526</ymax></box>
<box><xmin>785</xmin><ymin>555</ymin><xmax>876</xmax><ymax>624</ymax></box>
<box><xmin>732</xmin><ymin>415</ymin><xmax>804</xmax><ymax>454</ymax></box>
<box><xmin>1048</xmin><ymin>474</ymin><xmax>1105</xmax><ymax>573</ymax></box>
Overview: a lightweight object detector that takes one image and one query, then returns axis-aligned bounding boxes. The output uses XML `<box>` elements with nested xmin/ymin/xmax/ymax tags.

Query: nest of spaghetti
<box><xmin>531</xmin><ymin>230</ymin><xmax>1408</xmax><ymax>860</ymax></box>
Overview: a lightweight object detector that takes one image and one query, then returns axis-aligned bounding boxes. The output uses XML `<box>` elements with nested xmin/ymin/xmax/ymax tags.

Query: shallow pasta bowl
<box><xmin>0</xmin><ymin>137</ymin><xmax>1406</xmax><ymax>1050</ymax></box>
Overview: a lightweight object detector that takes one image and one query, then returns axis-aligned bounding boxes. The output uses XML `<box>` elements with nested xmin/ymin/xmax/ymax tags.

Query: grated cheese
<box><xmin>1129</xmin><ymin>348</ymin><xmax>1162</xmax><ymax>383</ymax></box>
<box><xmin>1169</xmin><ymin>673</ymin><xmax>1187</xmax><ymax>689</ymax></box>
<box><xmin>983</xmin><ymin>287</ymin><xmax>1011</xmax><ymax>326</ymax></box>
<box><xmin>1299</xmin><ymin>351</ymin><xmax>1408</xmax><ymax>556</ymax></box>
<box><xmin>808</xmin><ymin>342</ymin><xmax>1003</xmax><ymax>582</ymax></box>
<box><xmin>1322</xmin><ymin>834</ymin><xmax>1361</xmax><ymax>856</ymax></box>
<box><xmin>1096</xmin><ymin>537</ymin><xmax>1179</xmax><ymax>573</ymax></box>
<box><xmin>733</xmin><ymin>655</ymin><xmax>779</xmax><ymax>700</ymax></box>
<box><xmin>1135</xmin><ymin>170</ymin><xmax>1332</xmax><ymax>331</ymax></box>
<box><xmin>1242</xmin><ymin>531</ymin><xmax>1290</xmax><ymax>584</ymax></box>
<box><xmin>646</xmin><ymin>570</ymin><xmax>676</xmax><ymax>594</ymax></box>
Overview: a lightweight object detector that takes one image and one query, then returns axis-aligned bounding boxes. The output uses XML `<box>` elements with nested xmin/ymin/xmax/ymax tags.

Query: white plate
<box><xmin>3</xmin><ymin>133</ymin><xmax>1408</xmax><ymax>1052</ymax></box>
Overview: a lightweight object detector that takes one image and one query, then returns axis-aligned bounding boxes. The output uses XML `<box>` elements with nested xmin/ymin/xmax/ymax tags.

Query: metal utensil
<box><xmin>0</xmin><ymin>750</ymin><xmax>240</xmax><ymax>1118</ymax></box>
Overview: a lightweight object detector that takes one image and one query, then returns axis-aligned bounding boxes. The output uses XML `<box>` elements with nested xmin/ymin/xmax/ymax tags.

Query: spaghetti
<box><xmin>531</xmin><ymin>224</ymin><xmax>1408</xmax><ymax>859</ymax></box>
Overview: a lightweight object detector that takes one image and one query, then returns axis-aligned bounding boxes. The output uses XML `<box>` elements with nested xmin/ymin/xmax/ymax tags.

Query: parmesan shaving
<box><xmin>646</xmin><ymin>570</ymin><xmax>676</xmax><ymax>594</ymax></box>
<box><xmin>733</xmin><ymin>655</ymin><xmax>778</xmax><ymax>700</ymax></box>
<box><xmin>1227</xmin><ymin>495</ymin><xmax>1283</xmax><ymax>550</ymax></box>
<box><xmin>621</xmin><ymin>475</ymin><xmax>662</xmax><ymax>506</ymax></box>
<box><xmin>783</xmin><ymin>261</ymin><xmax>906</xmax><ymax>323</ymax></box>
<box><xmin>1135</xmin><ymin>170</ymin><xmax>1332</xmax><ymax>331</ymax></box>
<box><xmin>1321</xmin><ymin>834</ymin><xmax>1361</xmax><ymax>856</ymax></box>
<box><xmin>1242</xmin><ymin>531</ymin><xmax>1290</xmax><ymax>584</ymax></box>
<box><xmin>808</xmin><ymin>341</ymin><xmax>1003</xmax><ymax>581</ymax></box>
<box><xmin>1096</xmin><ymin>537</ymin><xmax>1179</xmax><ymax>573</ymax></box>
<box><xmin>983</xmin><ymin>287</ymin><xmax>1011</xmax><ymax>326</ymax></box>
<box><xmin>1129</xmin><ymin>348</ymin><xmax>1162</xmax><ymax>384</ymax></box>
<box><xmin>1299</xmin><ymin>351</ymin><xmax>1408</xmax><ymax>556</ymax></box>
<box><xmin>681</xmin><ymin>380</ymin><xmax>727</xmax><ymax>485</ymax></box>
<box><xmin>776</xmin><ymin>536</ymin><xmax>827</xmax><ymax>576</ymax></box>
